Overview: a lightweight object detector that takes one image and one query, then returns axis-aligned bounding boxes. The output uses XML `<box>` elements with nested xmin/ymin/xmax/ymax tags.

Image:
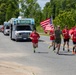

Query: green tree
<box><xmin>0</xmin><ymin>0</ymin><xmax>19</xmax><ymax>24</ymax></box>
<box><xmin>0</xmin><ymin>3</ymin><xmax>7</xmax><ymax>24</ymax></box>
<box><xmin>21</xmin><ymin>0</ymin><xmax>42</xmax><ymax>26</ymax></box>
<box><xmin>53</xmin><ymin>11</ymin><xmax>76</xmax><ymax>29</ymax></box>
<box><xmin>42</xmin><ymin>2</ymin><xmax>51</xmax><ymax>20</ymax></box>
<box><xmin>49</xmin><ymin>0</ymin><xmax>76</xmax><ymax>19</ymax></box>
<box><xmin>6</xmin><ymin>0</ymin><xmax>19</xmax><ymax>21</ymax></box>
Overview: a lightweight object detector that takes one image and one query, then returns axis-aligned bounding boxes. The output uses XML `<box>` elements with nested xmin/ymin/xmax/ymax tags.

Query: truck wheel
<box><xmin>16</xmin><ymin>39</ymin><xmax>18</xmax><ymax>42</ymax></box>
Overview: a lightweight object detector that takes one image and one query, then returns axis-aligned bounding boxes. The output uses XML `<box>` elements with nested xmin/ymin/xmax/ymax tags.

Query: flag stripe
<box><xmin>40</xmin><ymin>17</ymin><xmax>54</xmax><ymax>32</ymax></box>
<box><xmin>40</xmin><ymin>19</ymin><xmax>50</xmax><ymax>26</ymax></box>
<box><xmin>40</xmin><ymin>19</ymin><xmax>50</xmax><ymax>24</ymax></box>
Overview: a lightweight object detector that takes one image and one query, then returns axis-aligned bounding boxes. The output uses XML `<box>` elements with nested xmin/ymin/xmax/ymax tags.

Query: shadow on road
<box><xmin>35</xmin><ymin>52</ymin><xmax>48</xmax><ymax>54</ymax></box>
<box><xmin>58</xmin><ymin>53</ymin><xmax>75</xmax><ymax>56</ymax></box>
<box><xmin>38</xmin><ymin>39</ymin><xmax>45</xmax><ymax>42</ymax></box>
<box><xmin>15</xmin><ymin>39</ymin><xmax>45</xmax><ymax>42</ymax></box>
<box><xmin>54</xmin><ymin>51</ymin><xmax>75</xmax><ymax>56</ymax></box>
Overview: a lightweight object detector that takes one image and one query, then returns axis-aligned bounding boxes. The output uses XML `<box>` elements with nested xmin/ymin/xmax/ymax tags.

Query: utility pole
<box><xmin>19</xmin><ymin>0</ymin><xmax>24</xmax><ymax>18</ymax></box>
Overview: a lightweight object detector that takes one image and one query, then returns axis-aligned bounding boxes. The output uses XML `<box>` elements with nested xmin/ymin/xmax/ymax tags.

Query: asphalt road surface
<box><xmin>0</xmin><ymin>32</ymin><xmax>76</xmax><ymax>75</ymax></box>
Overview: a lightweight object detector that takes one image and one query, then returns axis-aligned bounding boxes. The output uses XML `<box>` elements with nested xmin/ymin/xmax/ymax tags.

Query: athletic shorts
<box><xmin>55</xmin><ymin>38</ymin><xmax>61</xmax><ymax>44</ymax></box>
<box><xmin>73</xmin><ymin>41</ymin><xmax>76</xmax><ymax>44</ymax></box>
<box><xmin>50</xmin><ymin>40</ymin><xmax>55</xmax><ymax>43</ymax></box>
<box><xmin>32</xmin><ymin>40</ymin><xmax>38</xmax><ymax>44</ymax></box>
<box><xmin>64</xmin><ymin>38</ymin><xmax>69</xmax><ymax>42</ymax></box>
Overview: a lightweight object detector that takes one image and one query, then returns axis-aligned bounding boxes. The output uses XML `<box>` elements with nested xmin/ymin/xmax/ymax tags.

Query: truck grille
<box><xmin>19</xmin><ymin>33</ymin><xmax>30</xmax><ymax>38</ymax></box>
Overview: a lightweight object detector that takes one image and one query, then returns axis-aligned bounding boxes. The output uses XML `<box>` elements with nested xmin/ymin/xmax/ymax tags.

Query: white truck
<box><xmin>3</xmin><ymin>21</ymin><xmax>10</xmax><ymax>35</ymax></box>
<box><xmin>8</xmin><ymin>18</ymin><xmax>35</xmax><ymax>41</ymax></box>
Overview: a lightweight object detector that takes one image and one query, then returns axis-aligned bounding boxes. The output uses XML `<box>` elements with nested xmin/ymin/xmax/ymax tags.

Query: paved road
<box><xmin>0</xmin><ymin>32</ymin><xmax>76</xmax><ymax>75</ymax></box>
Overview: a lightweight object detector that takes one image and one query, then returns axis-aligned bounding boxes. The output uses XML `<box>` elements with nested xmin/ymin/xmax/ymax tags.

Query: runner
<box><xmin>62</xmin><ymin>25</ymin><xmax>70</xmax><ymax>52</ymax></box>
<box><xmin>55</xmin><ymin>25</ymin><xmax>62</xmax><ymax>54</ymax></box>
<box><xmin>70</xmin><ymin>27</ymin><xmax>76</xmax><ymax>54</ymax></box>
<box><xmin>30</xmin><ymin>29</ymin><xmax>40</xmax><ymax>53</ymax></box>
<box><xmin>48</xmin><ymin>29</ymin><xmax>55</xmax><ymax>51</ymax></box>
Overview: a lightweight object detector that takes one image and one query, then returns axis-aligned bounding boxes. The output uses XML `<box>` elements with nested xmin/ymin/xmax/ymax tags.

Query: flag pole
<box><xmin>51</xmin><ymin>15</ymin><xmax>53</xmax><ymax>25</ymax></box>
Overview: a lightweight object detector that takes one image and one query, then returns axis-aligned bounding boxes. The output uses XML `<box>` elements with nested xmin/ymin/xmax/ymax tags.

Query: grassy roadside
<box><xmin>36</xmin><ymin>25</ymin><xmax>49</xmax><ymax>36</ymax></box>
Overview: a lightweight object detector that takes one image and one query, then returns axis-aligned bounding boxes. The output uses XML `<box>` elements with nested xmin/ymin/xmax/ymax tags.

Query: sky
<box><xmin>37</xmin><ymin>0</ymin><xmax>50</xmax><ymax>9</ymax></box>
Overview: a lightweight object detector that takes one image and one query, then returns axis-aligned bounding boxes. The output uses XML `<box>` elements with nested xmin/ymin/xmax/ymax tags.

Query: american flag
<box><xmin>40</xmin><ymin>17</ymin><xmax>54</xmax><ymax>31</ymax></box>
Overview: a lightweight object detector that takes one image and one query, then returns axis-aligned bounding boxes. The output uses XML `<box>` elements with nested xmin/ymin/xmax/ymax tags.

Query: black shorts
<box><xmin>73</xmin><ymin>41</ymin><xmax>76</xmax><ymax>44</ymax></box>
<box><xmin>64</xmin><ymin>38</ymin><xmax>69</xmax><ymax>42</ymax></box>
<box><xmin>55</xmin><ymin>38</ymin><xmax>61</xmax><ymax>44</ymax></box>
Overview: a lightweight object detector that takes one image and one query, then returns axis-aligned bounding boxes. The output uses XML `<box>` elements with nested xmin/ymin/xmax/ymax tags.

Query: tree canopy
<box><xmin>0</xmin><ymin>0</ymin><xmax>76</xmax><ymax>29</ymax></box>
<box><xmin>0</xmin><ymin>0</ymin><xmax>19</xmax><ymax>24</ymax></box>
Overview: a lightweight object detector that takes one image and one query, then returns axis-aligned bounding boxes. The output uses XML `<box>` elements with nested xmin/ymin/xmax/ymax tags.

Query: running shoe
<box><xmin>53</xmin><ymin>47</ymin><xmax>55</xmax><ymax>51</ymax></box>
<box><xmin>57</xmin><ymin>51</ymin><xmax>59</xmax><ymax>55</ymax></box>
<box><xmin>48</xmin><ymin>46</ymin><xmax>51</xmax><ymax>49</ymax></box>
<box><xmin>34</xmin><ymin>50</ymin><xmax>35</xmax><ymax>53</ymax></box>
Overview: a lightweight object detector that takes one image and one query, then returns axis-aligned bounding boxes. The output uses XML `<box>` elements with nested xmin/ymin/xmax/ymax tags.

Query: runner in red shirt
<box><xmin>48</xmin><ymin>29</ymin><xmax>55</xmax><ymax>51</ymax></box>
<box><xmin>62</xmin><ymin>25</ymin><xmax>70</xmax><ymax>52</ymax></box>
<box><xmin>71</xmin><ymin>28</ymin><xmax>76</xmax><ymax>54</ymax></box>
<box><xmin>30</xmin><ymin>29</ymin><xmax>40</xmax><ymax>53</ymax></box>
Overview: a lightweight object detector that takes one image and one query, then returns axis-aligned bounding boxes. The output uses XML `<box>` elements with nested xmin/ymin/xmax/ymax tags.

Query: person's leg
<box><xmin>57</xmin><ymin>39</ymin><xmax>61</xmax><ymax>54</ymax></box>
<box><xmin>33</xmin><ymin>43</ymin><xmax>36</xmax><ymax>53</ymax></box>
<box><xmin>35</xmin><ymin>43</ymin><xmax>38</xmax><ymax>48</ymax></box>
<box><xmin>57</xmin><ymin>44</ymin><xmax>60</xmax><ymax>54</ymax></box>
<box><xmin>63</xmin><ymin>39</ymin><xmax>66</xmax><ymax>51</ymax></box>
<box><xmin>72</xmin><ymin>46</ymin><xmax>75</xmax><ymax>54</ymax></box>
<box><xmin>67</xmin><ymin>41</ymin><xmax>70</xmax><ymax>52</ymax></box>
<box><xmin>33</xmin><ymin>43</ymin><xmax>38</xmax><ymax>53</ymax></box>
<box><xmin>72</xmin><ymin>41</ymin><xmax>75</xmax><ymax>54</ymax></box>
<box><xmin>74</xmin><ymin>44</ymin><xmax>76</xmax><ymax>54</ymax></box>
<box><xmin>48</xmin><ymin>40</ymin><xmax>53</xmax><ymax>49</ymax></box>
<box><xmin>53</xmin><ymin>40</ymin><xmax>55</xmax><ymax>50</ymax></box>
<box><xmin>55</xmin><ymin>43</ymin><xmax>58</xmax><ymax>48</ymax></box>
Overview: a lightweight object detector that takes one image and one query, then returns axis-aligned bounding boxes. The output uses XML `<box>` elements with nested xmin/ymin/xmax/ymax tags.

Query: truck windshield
<box><xmin>16</xmin><ymin>26</ymin><xmax>31</xmax><ymax>31</ymax></box>
<box><xmin>6</xmin><ymin>26</ymin><xmax>9</xmax><ymax>29</ymax></box>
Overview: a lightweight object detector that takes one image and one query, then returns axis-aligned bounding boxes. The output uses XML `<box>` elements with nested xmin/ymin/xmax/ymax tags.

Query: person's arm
<box><xmin>54</xmin><ymin>30</ymin><xmax>56</xmax><ymax>39</ymax></box>
<box><xmin>60</xmin><ymin>30</ymin><xmax>63</xmax><ymax>38</ymax></box>
<box><xmin>30</xmin><ymin>33</ymin><xmax>33</xmax><ymax>40</ymax></box>
<box><xmin>62</xmin><ymin>30</ymin><xmax>64</xmax><ymax>37</ymax></box>
<box><xmin>70</xmin><ymin>32</ymin><xmax>73</xmax><ymax>39</ymax></box>
<box><xmin>38</xmin><ymin>33</ymin><xmax>40</xmax><ymax>39</ymax></box>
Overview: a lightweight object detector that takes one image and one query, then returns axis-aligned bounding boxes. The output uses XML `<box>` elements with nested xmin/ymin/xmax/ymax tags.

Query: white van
<box><xmin>3</xmin><ymin>22</ymin><xmax>10</xmax><ymax>35</ymax></box>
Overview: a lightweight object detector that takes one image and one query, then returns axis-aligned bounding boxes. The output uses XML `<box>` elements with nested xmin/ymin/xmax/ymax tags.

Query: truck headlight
<box><xmin>15</xmin><ymin>33</ymin><xmax>19</xmax><ymax>36</ymax></box>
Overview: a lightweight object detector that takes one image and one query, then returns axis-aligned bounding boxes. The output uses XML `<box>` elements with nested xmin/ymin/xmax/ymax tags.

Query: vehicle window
<box><xmin>16</xmin><ymin>26</ymin><xmax>31</xmax><ymax>31</ymax></box>
<box><xmin>6</xmin><ymin>26</ymin><xmax>9</xmax><ymax>29</ymax></box>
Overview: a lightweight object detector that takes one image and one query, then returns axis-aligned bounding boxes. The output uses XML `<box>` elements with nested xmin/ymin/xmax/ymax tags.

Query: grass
<box><xmin>36</xmin><ymin>25</ymin><xmax>44</xmax><ymax>33</ymax></box>
<box><xmin>36</xmin><ymin>25</ymin><xmax>49</xmax><ymax>36</ymax></box>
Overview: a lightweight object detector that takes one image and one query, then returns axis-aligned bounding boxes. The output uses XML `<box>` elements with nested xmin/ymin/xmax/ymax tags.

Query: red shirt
<box><xmin>71</xmin><ymin>30</ymin><xmax>76</xmax><ymax>42</ymax></box>
<box><xmin>50</xmin><ymin>30</ymin><xmax>55</xmax><ymax>40</ymax></box>
<box><xmin>62</xmin><ymin>29</ymin><xmax>70</xmax><ymax>39</ymax></box>
<box><xmin>30</xmin><ymin>32</ymin><xmax>40</xmax><ymax>43</ymax></box>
